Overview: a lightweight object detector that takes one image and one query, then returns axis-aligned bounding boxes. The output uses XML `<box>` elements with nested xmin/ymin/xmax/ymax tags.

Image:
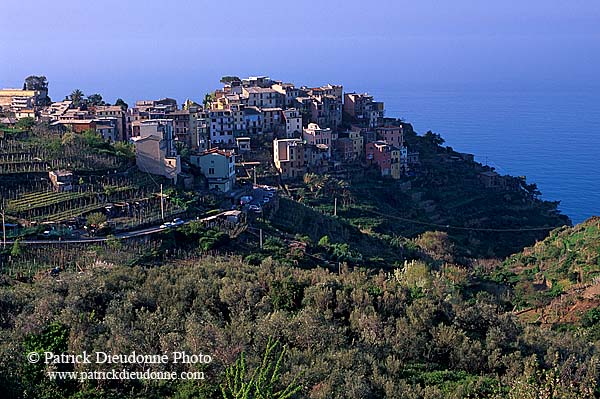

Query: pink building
<box><xmin>376</xmin><ymin>125</ymin><xmax>404</xmax><ymax>148</ymax></box>
<box><xmin>366</xmin><ymin>140</ymin><xmax>401</xmax><ymax>178</ymax></box>
<box><xmin>303</xmin><ymin>123</ymin><xmax>335</xmax><ymax>155</ymax></box>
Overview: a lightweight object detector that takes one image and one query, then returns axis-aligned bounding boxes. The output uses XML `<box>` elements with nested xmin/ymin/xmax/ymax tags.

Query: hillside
<box><xmin>1</xmin><ymin>253</ymin><xmax>598</xmax><ymax>398</ymax></box>
<box><xmin>291</xmin><ymin>127</ymin><xmax>570</xmax><ymax>259</ymax></box>
<box><xmin>491</xmin><ymin>217</ymin><xmax>600</xmax><ymax>323</ymax></box>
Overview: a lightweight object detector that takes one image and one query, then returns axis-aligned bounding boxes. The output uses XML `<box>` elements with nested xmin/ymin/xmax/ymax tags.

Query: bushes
<box><xmin>270</xmin><ymin>277</ymin><xmax>304</xmax><ymax>311</ymax></box>
<box><xmin>414</xmin><ymin>231</ymin><xmax>455</xmax><ymax>261</ymax></box>
<box><xmin>0</xmin><ymin>253</ymin><xmax>598</xmax><ymax>398</ymax></box>
<box><xmin>582</xmin><ymin>307</ymin><xmax>600</xmax><ymax>328</ymax></box>
<box><xmin>199</xmin><ymin>230</ymin><xmax>230</xmax><ymax>252</ymax></box>
<box><xmin>317</xmin><ymin>235</ymin><xmax>363</xmax><ymax>264</ymax></box>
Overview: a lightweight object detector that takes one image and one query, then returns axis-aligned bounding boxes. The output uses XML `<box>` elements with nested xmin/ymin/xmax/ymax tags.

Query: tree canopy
<box><xmin>69</xmin><ymin>89</ymin><xmax>84</xmax><ymax>108</ymax></box>
<box><xmin>220</xmin><ymin>75</ymin><xmax>241</xmax><ymax>84</ymax></box>
<box><xmin>15</xmin><ymin>117</ymin><xmax>35</xmax><ymax>131</ymax></box>
<box><xmin>24</xmin><ymin>75</ymin><xmax>48</xmax><ymax>91</ymax></box>
<box><xmin>114</xmin><ymin>98</ymin><xmax>128</xmax><ymax>110</ymax></box>
<box><xmin>87</xmin><ymin>93</ymin><xmax>105</xmax><ymax>106</ymax></box>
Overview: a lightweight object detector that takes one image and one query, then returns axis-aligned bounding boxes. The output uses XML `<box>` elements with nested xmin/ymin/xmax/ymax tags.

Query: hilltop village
<box><xmin>0</xmin><ymin>75</ymin><xmax>566</xmax><ymax>259</ymax></box>
<box><xmin>1</xmin><ymin>75</ymin><xmax>421</xmax><ymax>188</ymax></box>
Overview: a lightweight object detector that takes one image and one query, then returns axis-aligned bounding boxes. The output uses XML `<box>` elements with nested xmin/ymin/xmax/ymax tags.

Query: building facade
<box><xmin>376</xmin><ymin>125</ymin><xmax>404</xmax><ymax>148</ymax></box>
<box><xmin>273</xmin><ymin>138</ymin><xmax>306</xmax><ymax>179</ymax></box>
<box><xmin>190</xmin><ymin>148</ymin><xmax>236</xmax><ymax>192</ymax></box>
<box><xmin>303</xmin><ymin>123</ymin><xmax>335</xmax><ymax>155</ymax></box>
<box><xmin>283</xmin><ymin>108</ymin><xmax>302</xmax><ymax>138</ymax></box>
<box><xmin>131</xmin><ymin>119</ymin><xmax>180</xmax><ymax>182</ymax></box>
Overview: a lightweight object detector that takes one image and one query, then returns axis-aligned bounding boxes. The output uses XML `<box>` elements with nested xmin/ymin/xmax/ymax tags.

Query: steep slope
<box><xmin>493</xmin><ymin>217</ymin><xmax>600</xmax><ymax>322</ymax></box>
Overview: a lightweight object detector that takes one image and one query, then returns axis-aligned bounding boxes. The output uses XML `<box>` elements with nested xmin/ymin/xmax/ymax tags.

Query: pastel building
<box><xmin>366</xmin><ymin>140</ymin><xmax>402</xmax><ymax>179</ymax></box>
<box><xmin>343</xmin><ymin>92</ymin><xmax>384</xmax><ymax>128</ymax></box>
<box><xmin>190</xmin><ymin>148</ymin><xmax>236</xmax><ymax>192</ymax></box>
<box><xmin>271</xmin><ymin>83</ymin><xmax>303</xmax><ymax>107</ymax></box>
<box><xmin>376</xmin><ymin>125</ymin><xmax>404</xmax><ymax>148</ymax></box>
<box><xmin>94</xmin><ymin>105</ymin><xmax>126</xmax><ymax>141</ymax></box>
<box><xmin>261</xmin><ymin>107</ymin><xmax>283</xmax><ymax>133</ymax></box>
<box><xmin>243</xmin><ymin>107</ymin><xmax>263</xmax><ymax>135</ymax></box>
<box><xmin>95</xmin><ymin>118</ymin><xmax>118</xmax><ymax>142</ymax></box>
<box><xmin>0</xmin><ymin>88</ymin><xmax>44</xmax><ymax>110</ymax></box>
<box><xmin>303</xmin><ymin>123</ymin><xmax>335</xmax><ymax>155</ymax></box>
<box><xmin>282</xmin><ymin>108</ymin><xmax>302</xmax><ymax>138</ymax></box>
<box><xmin>309</xmin><ymin>95</ymin><xmax>342</xmax><ymax>130</ymax></box>
<box><xmin>131</xmin><ymin>119</ymin><xmax>180</xmax><ymax>182</ymax></box>
<box><xmin>209</xmin><ymin>109</ymin><xmax>234</xmax><ymax>145</ymax></box>
<box><xmin>242</xmin><ymin>87</ymin><xmax>284</xmax><ymax>108</ymax></box>
<box><xmin>273</xmin><ymin>138</ymin><xmax>306</xmax><ymax>179</ymax></box>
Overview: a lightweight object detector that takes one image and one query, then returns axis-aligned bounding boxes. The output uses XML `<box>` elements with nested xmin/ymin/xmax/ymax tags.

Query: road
<box><xmin>1</xmin><ymin>219</ymin><xmax>191</xmax><ymax>245</ymax></box>
<box><xmin>2</xmin><ymin>188</ymin><xmax>276</xmax><ymax>246</ymax></box>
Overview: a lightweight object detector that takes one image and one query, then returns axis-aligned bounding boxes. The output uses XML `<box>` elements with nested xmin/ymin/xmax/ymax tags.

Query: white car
<box><xmin>172</xmin><ymin>218</ymin><xmax>184</xmax><ymax>226</ymax></box>
<box><xmin>248</xmin><ymin>204</ymin><xmax>262</xmax><ymax>213</ymax></box>
<box><xmin>160</xmin><ymin>222</ymin><xmax>173</xmax><ymax>229</ymax></box>
<box><xmin>262</xmin><ymin>197</ymin><xmax>270</xmax><ymax>203</ymax></box>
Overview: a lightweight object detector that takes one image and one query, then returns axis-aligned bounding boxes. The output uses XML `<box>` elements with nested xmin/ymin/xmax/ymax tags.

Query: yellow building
<box><xmin>0</xmin><ymin>89</ymin><xmax>40</xmax><ymax>110</ymax></box>
<box><xmin>348</xmin><ymin>129</ymin><xmax>364</xmax><ymax>159</ymax></box>
<box><xmin>390</xmin><ymin>148</ymin><xmax>401</xmax><ymax>180</ymax></box>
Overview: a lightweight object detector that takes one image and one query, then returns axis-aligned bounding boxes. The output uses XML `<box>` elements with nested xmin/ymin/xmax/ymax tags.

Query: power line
<box><xmin>353</xmin><ymin>207</ymin><xmax>562</xmax><ymax>232</ymax></box>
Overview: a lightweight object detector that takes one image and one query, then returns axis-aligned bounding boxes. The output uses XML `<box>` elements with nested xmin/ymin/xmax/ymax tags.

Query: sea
<box><xmin>369</xmin><ymin>89</ymin><xmax>600</xmax><ymax>225</ymax></box>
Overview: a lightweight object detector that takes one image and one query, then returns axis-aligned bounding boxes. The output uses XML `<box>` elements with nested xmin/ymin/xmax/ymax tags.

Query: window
<box><xmin>209</xmin><ymin>167</ymin><xmax>215</xmax><ymax>175</ymax></box>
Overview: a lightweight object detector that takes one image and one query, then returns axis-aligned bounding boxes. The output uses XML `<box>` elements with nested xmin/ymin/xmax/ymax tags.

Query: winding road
<box><xmin>2</xmin><ymin>219</ymin><xmax>192</xmax><ymax>246</ymax></box>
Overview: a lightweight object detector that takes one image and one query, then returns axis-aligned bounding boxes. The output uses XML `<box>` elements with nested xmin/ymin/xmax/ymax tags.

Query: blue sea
<box><xmin>370</xmin><ymin>89</ymin><xmax>600</xmax><ymax>224</ymax></box>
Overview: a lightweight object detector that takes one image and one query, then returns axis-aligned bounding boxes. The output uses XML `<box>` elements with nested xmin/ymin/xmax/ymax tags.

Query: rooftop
<box><xmin>244</xmin><ymin>87</ymin><xmax>277</xmax><ymax>94</ymax></box>
<box><xmin>95</xmin><ymin>105</ymin><xmax>123</xmax><ymax>112</ymax></box>
<box><xmin>200</xmin><ymin>148</ymin><xmax>234</xmax><ymax>157</ymax></box>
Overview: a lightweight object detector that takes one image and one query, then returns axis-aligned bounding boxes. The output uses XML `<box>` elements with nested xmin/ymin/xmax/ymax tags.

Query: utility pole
<box><xmin>334</xmin><ymin>197</ymin><xmax>337</xmax><ymax>217</ymax></box>
<box><xmin>259</xmin><ymin>228</ymin><xmax>263</xmax><ymax>249</ymax></box>
<box><xmin>1</xmin><ymin>207</ymin><xmax>6</xmax><ymax>249</ymax></box>
<box><xmin>160</xmin><ymin>184</ymin><xmax>164</xmax><ymax>221</ymax></box>
<box><xmin>253</xmin><ymin>166</ymin><xmax>257</xmax><ymax>186</ymax></box>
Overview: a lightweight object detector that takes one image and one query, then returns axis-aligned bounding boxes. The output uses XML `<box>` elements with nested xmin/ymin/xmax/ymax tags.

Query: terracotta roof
<box><xmin>201</xmin><ymin>148</ymin><xmax>234</xmax><ymax>157</ymax></box>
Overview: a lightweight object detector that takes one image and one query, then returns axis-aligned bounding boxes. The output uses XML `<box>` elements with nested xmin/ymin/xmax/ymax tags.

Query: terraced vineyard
<box><xmin>5</xmin><ymin>177</ymin><xmax>165</xmax><ymax>223</ymax></box>
<box><xmin>0</xmin><ymin>139</ymin><xmax>123</xmax><ymax>174</ymax></box>
<box><xmin>0</xmin><ymin>126</ymin><xmax>188</xmax><ymax>232</ymax></box>
<box><xmin>7</xmin><ymin>191</ymin><xmax>90</xmax><ymax>212</ymax></box>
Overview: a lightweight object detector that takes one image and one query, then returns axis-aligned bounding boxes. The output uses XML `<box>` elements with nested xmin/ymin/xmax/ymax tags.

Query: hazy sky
<box><xmin>1</xmin><ymin>0</ymin><xmax>599</xmax><ymax>104</ymax></box>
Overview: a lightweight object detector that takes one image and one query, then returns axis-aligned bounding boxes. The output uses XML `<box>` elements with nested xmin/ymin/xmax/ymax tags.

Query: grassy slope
<box><xmin>491</xmin><ymin>217</ymin><xmax>600</xmax><ymax>321</ymax></box>
<box><xmin>271</xmin><ymin>197</ymin><xmax>404</xmax><ymax>267</ymax></box>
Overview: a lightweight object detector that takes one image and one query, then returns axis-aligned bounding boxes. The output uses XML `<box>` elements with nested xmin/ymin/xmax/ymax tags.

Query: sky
<box><xmin>1</xmin><ymin>0</ymin><xmax>599</xmax><ymax>104</ymax></box>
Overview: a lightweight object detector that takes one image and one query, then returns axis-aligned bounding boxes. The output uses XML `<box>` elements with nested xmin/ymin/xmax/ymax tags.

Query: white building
<box><xmin>190</xmin><ymin>148</ymin><xmax>236</xmax><ymax>192</ymax></box>
<box><xmin>283</xmin><ymin>108</ymin><xmax>302</xmax><ymax>138</ymax></box>
<box><xmin>209</xmin><ymin>109</ymin><xmax>234</xmax><ymax>145</ymax></box>
<box><xmin>131</xmin><ymin>119</ymin><xmax>180</xmax><ymax>182</ymax></box>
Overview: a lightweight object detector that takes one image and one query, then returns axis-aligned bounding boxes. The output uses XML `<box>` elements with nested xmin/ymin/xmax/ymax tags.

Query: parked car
<box><xmin>160</xmin><ymin>222</ymin><xmax>173</xmax><ymax>229</ymax></box>
<box><xmin>172</xmin><ymin>218</ymin><xmax>184</xmax><ymax>226</ymax></box>
<box><xmin>262</xmin><ymin>197</ymin><xmax>270</xmax><ymax>203</ymax></box>
<box><xmin>240</xmin><ymin>195</ymin><xmax>253</xmax><ymax>205</ymax></box>
<box><xmin>248</xmin><ymin>204</ymin><xmax>262</xmax><ymax>213</ymax></box>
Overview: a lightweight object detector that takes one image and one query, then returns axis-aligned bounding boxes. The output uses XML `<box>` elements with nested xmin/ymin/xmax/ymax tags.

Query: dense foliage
<box><xmin>0</xmin><ymin>250</ymin><xmax>599</xmax><ymax>398</ymax></box>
